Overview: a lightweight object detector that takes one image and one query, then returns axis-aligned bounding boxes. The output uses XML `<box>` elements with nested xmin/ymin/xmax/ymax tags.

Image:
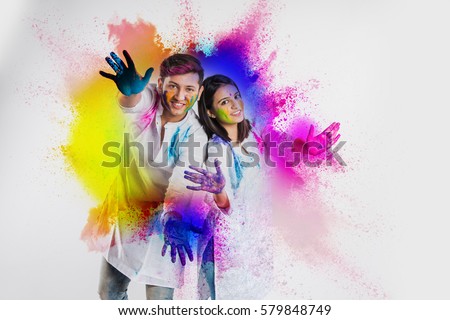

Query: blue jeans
<box><xmin>98</xmin><ymin>258</ymin><xmax>174</xmax><ymax>300</ymax></box>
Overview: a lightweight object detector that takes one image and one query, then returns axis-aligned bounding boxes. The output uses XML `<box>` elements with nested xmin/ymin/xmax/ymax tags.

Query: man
<box><xmin>84</xmin><ymin>50</ymin><xmax>223</xmax><ymax>299</ymax></box>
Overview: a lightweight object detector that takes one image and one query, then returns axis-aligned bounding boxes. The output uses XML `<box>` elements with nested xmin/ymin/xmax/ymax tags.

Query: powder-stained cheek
<box><xmin>185</xmin><ymin>94</ymin><xmax>198</xmax><ymax>111</ymax></box>
<box><xmin>162</xmin><ymin>91</ymin><xmax>174</xmax><ymax>108</ymax></box>
<box><xmin>163</xmin><ymin>92</ymin><xmax>197</xmax><ymax>112</ymax></box>
<box><xmin>216</xmin><ymin>108</ymin><xmax>234</xmax><ymax>124</ymax></box>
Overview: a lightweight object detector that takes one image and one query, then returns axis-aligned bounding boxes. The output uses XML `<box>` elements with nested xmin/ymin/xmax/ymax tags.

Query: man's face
<box><xmin>158</xmin><ymin>72</ymin><xmax>202</xmax><ymax>120</ymax></box>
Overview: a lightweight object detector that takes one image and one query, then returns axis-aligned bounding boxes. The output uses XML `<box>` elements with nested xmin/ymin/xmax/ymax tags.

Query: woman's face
<box><xmin>210</xmin><ymin>84</ymin><xmax>245</xmax><ymax>125</ymax></box>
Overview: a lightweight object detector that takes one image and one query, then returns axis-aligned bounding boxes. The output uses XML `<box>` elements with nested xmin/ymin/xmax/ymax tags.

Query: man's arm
<box><xmin>99</xmin><ymin>50</ymin><xmax>153</xmax><ymax>102</ymax></box>
<box><xmin>119</xmin><ymin>93</ymin><xmax>142</xmax><ymax>108</ymax></box>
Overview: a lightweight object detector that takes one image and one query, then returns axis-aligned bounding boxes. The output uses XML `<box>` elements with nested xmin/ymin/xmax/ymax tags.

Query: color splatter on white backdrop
<box><xmin>0</xmin><ymin>0</ymin><xmax>449</xmax><ymax>299</ymax></box>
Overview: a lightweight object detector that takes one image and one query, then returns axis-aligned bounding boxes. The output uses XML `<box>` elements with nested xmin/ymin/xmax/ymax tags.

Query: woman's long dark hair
<box><xmin>198</xmin><ymin>75</ymin><xmax>252</xmax><ymax>143</ymax></box>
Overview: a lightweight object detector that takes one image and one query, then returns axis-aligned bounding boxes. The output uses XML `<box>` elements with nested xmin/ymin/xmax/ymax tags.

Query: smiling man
<box><xmin>85</xmin><ymin>51</ymin><xmax>213</xmax><ymax>300</ymax></box>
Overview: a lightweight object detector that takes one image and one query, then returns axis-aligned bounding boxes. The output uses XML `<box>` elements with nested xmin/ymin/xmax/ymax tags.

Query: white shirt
<box><xmin>84</xmin><ymin>84</ymin><xmax>209</xmax><ymax>288</ymax></box>
<box><xmin>203</xmin><ymin>132</ymin><xmax>274</xmax><ymax>299</ymax></box>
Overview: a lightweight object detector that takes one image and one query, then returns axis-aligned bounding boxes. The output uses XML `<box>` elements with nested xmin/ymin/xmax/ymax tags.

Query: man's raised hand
<box><xmin>99</xmin><ymin>50</ymin><xmax>154</xmax><ymax>96</ymax></box>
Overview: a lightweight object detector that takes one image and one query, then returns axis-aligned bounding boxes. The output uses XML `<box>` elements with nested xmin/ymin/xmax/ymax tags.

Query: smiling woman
<box><xmin>184</xmin><ymin>74</ymin><xmax>274</xmax><ymax>299</ymax></box>
<box><xmin>199</xmin><ymin>75</ymin><xmax>252</xmax><ymax>144</ymax></box>
<box><xmin>212</xmin><ymin>85</ymin><xmax>245</xmax><ymax>125</ymax></box>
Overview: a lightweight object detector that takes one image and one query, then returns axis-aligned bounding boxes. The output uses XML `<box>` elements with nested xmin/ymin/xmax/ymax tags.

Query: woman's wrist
<box><xmin>214</xmin><ymin>190</ymin><xmax>230</xmax><ymax>208</ymax></box>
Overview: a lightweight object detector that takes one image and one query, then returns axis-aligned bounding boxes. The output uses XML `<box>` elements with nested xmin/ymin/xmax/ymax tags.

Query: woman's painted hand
<box><xmin>184</xmin><ymin>159</ymin><xmax>226</xmax><ymax>194</ymax></box>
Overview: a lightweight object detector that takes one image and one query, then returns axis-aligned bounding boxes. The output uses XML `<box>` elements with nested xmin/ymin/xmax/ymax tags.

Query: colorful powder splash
<box><xmin>55</xmin><ymin>0</ymin><xmax>384</xmax><ymax>298</ymax></box>
<box><xmin>64</xmin><ymin>1</ymin><xmax>322</xmax><ymax>202</ymax></box>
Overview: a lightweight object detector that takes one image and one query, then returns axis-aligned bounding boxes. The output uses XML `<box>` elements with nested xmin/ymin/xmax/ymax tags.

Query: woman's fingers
<box><xmin>185</xmin><ymin>244</ymin><xmax>194</xmax><ymax>262</ymax></box>
<box><xmin>184</xmin><ymin>175</ymin><xmax>203</xmax><ymax>184</ymax></box>
<box><xmin>214</xmin><ymin>159</ymin><xmax>223</xmax><ymax>176</ymax></box>
<box><xmin>184</xmin><ymin>171</ymin><xmax>204</xmax><ymax>179</ymax></box>
<box><xmin>177</xmin><ymin>245</ymin><xmax>186</xmax><ymax>266</ymax></box>
<box><xmin>122</xmin><ymin>50</ymin><xmax>135</xmax><ymax>70</ymax></box>
<box><xmin>186</xmin><ymin>185</ymin><xmax>203</xmax><ymax>191</ymax></box>
<box><xmin>188</xmin><ymin>165</ymin><xmax>208</xmax><ymax>175</ymax></box>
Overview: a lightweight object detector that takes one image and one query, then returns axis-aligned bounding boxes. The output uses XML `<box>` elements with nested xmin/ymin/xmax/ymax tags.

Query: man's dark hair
<box><xmin>159</xmin><ymin>54</ymin><xmax>204</xmax><ymax>85</ymax></box>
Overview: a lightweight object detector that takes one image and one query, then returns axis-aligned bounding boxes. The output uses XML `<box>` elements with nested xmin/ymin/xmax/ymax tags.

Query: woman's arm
<box><xmin>213</xmin><ymin>189</ymin><xmax>230</xmax><ymax>209</ymax></box>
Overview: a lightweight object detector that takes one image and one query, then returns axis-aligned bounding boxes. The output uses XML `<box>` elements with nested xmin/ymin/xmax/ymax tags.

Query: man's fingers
<box><xmin>185</xmin><ymin>244</ymin><xmax>194</xmax><ymax>262</ymax></box>
<box><xmin>122</xmin><ymin>50</ymin><xmax>135</xmax><ymax>70</ymax></box>
<box><xmin>177</xmin><ymin>245</ymin><xmax>186</xmax><ymax>266</ymax></box>
<box><xmin>142</xmin><ymin>67</ymin><xmax>154</xmax><ymax>84</ymax></box>
<box><xmin>170</xmin><ymin>244</ymin><xmax>177</xmax><ymax>263</ymax></box>
<box><xmin>188</xmin><ymin>165</ymin><xmax>208</xmax><ymax>175</ymax></box>
<box><xmin>105</xmin><ymin>57</ymin><xmax>121</xmax><ymax>74</ymax></box>
<box><xmin>161</xmin><ymin>243</ymin><xmax>168</xmax><ymax>256</ymax></box>
<box><xmin>110</xmin><ymin>52</ymin><xmax>126</xmax><ymax>70</ymax></box>
<box><xmin>99</xmin><ymin>71</ymin><xmax>116</xmax><ymax>80</ymax></box>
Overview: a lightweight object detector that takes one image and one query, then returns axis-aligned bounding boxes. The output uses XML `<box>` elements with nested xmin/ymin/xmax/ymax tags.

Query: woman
<box><xmin>184</xmin><ymin>75</ymin><xmax>274</xmax><ymax>299</ymax></box>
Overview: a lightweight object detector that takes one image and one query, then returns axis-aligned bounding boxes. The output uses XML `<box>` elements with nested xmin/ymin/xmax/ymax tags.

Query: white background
<box><xmin>0</xmin><ymin>0</ymin><xmax>449</xmax><ymax>299</ymax></box>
